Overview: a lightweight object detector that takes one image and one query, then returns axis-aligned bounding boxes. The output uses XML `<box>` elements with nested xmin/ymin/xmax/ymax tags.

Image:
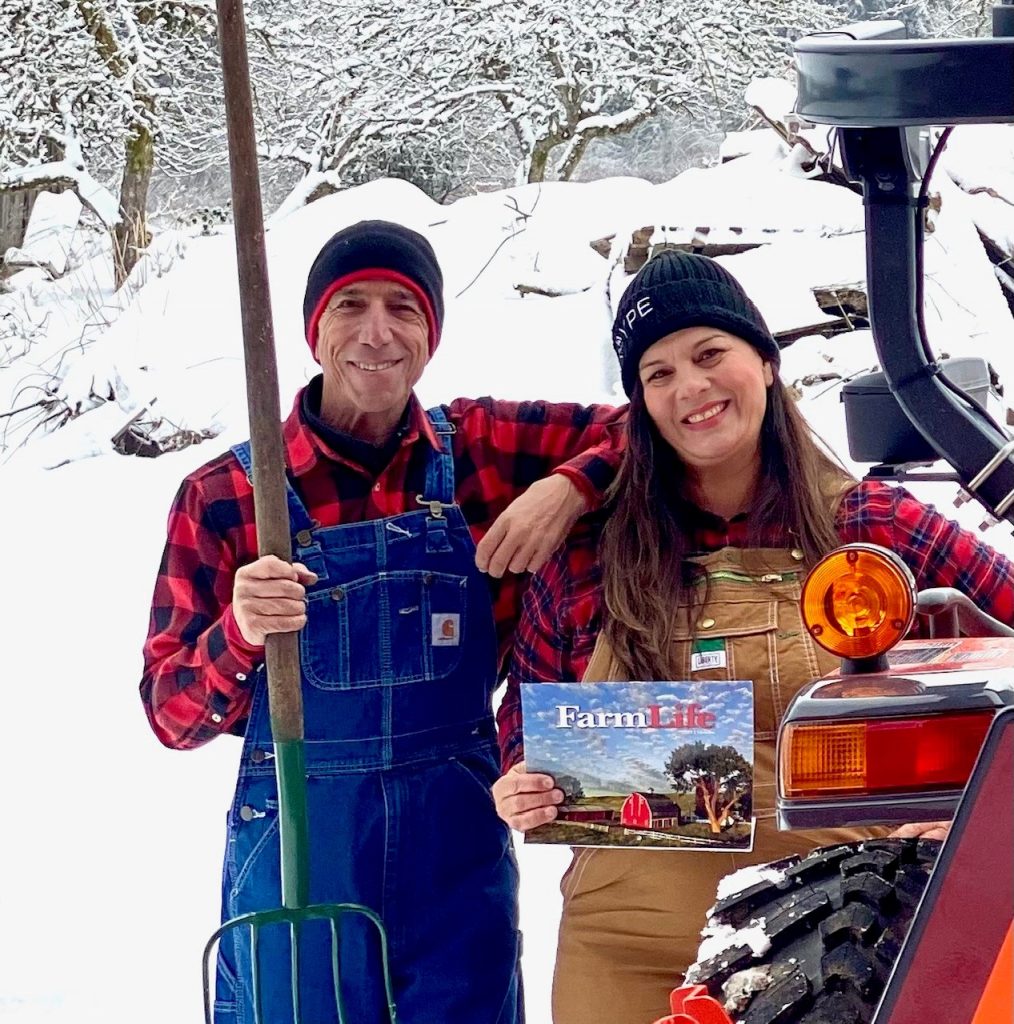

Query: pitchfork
<box><xmin>201</xmin><ymin>0</ymin><xmax>398</xmax><ymax>1019</ymax></box>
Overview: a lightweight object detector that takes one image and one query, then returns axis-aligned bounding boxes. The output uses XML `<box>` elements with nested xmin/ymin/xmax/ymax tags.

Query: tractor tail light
<box><xmin>781</xmin><ymin>710</ymin><xmax>995</xmax><ymax>798</ymax></box>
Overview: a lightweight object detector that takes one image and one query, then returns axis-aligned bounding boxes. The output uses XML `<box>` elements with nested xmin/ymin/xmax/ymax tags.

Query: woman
<box><xmin>493</xmin><ymin>249</ymin><xmax>1014</xmax><ymax>1024</ymax></box>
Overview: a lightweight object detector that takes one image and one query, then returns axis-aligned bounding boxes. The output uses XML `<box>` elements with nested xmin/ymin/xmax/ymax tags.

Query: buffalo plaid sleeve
<box><xmin>450</xmin><ymin>397</ymin><xmax>627</xmax><ymax>513</ymax></box>
<box><xmin>140</xmin><ymin>477</ymin><xmax>263</xmax><ymax>749</ymax></box>
<box><xmin>547</xmin><ymin>403</ymin><xmax>628</xmax><ymax>506</ymax></box>
<box><xmin>841</xmin><ymin>481</ymin><xmax>1014</xmax><ymax>624</ymax></box>
<box><xmin>497</xmin><ymin>530</ymin><xmax>603</xmax><ymax>770</ymax></box>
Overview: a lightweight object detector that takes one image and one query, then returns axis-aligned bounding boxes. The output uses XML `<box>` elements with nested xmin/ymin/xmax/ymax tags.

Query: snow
<box><xmin>715</xmin><ymin>862</ymin><xmax>791</xmax><ymax>902</ymax></box>
<box><xmin>617</xmin><ymin>156</ymin><xmax>865</xmax><ymax>240</ymax></box>
<box><xmin>695</xmin><ymin>921</ymin><xmax>773</xmax><ymax>964</ymax></box>
<box><xmin>0</xmin><ymin>160</ymin><xmax>120</xmax><ymax>231</ymax></box>
<box><xmin>3</xmin><ymin>190</ymin><xmax>83</xmax><ymax>278</ymax></box>
<box><xmin>743</xmin><ymin>76</ymin><xmax>797</xmax><ymax>121</ymax></box>
<box><xmin>5</xmin><ymin>117</ymin><xmax>1014</xmax><ymax>1024</ymax></box>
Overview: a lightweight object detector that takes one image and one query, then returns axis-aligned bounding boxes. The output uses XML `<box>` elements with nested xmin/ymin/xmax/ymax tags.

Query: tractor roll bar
<box><xmin>793</xmin><ymin>17</ymin><xmax>1014</xmax><ymax>526</ymax></box>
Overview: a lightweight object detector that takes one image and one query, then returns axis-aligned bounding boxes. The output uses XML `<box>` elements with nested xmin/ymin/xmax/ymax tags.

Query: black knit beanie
<box><xmin>613</xmin><ymin>249</ymin><xmax>780</xmax><ymax>396</ymax></box>
<box><xmin>303</xmin><ymin>220</ymin><xmax>444</xmax><ymax>358</ymax></box>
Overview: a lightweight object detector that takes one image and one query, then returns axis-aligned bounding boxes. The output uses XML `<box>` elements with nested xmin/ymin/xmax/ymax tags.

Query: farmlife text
<box><xmin>554</xmin><ymin>703</ymin><xmax>716</xmax><ymax>730</ymax></box>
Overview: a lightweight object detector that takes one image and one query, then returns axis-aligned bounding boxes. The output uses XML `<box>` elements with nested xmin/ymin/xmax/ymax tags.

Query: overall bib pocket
<box><xmin>301</xmin><ymin>570</ymin><xmax>469</xmax><ymax>689</ymax></box>
<box><xmin>671</xmin><ymin>598</ymin><xmax>779</xmax><ymax>715</ymax></box>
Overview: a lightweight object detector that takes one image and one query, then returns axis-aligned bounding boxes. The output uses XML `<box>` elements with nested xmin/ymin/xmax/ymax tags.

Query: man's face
<box><xmin>315</xmin><ymin>278</ymin><xmax>430</xmax><ymax>436</ymax></box>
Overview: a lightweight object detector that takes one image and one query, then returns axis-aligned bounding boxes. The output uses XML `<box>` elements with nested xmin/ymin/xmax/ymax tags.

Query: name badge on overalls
<box><xmin>521</xmin><ymin>680</ymin><xmax>755</xmax><ymax>852</ymax></box>
<box><xmin>691</xmin><ymin>638</ymin><xmax>727</xmax><ymax>672</ymax></box>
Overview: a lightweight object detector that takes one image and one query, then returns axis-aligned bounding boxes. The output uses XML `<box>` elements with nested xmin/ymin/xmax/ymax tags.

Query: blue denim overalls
<box><xmin>214</xmin><ymin>408</ymin><xmax>521</xmax><ymax>1024</ymax></box>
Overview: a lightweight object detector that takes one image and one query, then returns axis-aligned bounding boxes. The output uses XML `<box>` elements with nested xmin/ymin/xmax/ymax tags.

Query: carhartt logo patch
<box><xmin>432</xmin><ymin>613</ymin><xmax>460</xmax><ymax>646</ymax></box>
<box><xmin>691</xmin><ymin>638</ymin><xmax>727</xmax><ymax>671</ymax></box>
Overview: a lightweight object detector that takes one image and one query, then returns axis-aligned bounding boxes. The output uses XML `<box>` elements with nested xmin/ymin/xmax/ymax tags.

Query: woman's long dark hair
<box><xmin>599</xmin><ymin>372</ymin><xmax>854</xmax><ymax>681</ymax></box>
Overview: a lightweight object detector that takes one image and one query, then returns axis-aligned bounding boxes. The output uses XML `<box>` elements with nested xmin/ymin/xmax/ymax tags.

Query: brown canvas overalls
<box><xmin>551</xmin><ymin>546</ymin><xmax>889</xmax><ymax>1024</ymax></box>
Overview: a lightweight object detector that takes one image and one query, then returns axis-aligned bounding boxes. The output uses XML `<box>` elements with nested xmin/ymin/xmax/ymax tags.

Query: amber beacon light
<box><xmin>801</xmin><ymin>544</ymin><xmax>916</xmax><ymax>661</ymax></box>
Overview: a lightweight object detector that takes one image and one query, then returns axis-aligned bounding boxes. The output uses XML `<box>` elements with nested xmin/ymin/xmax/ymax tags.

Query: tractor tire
<box><xmin>683</xmin><ymin>838</ymin><xmax>941</xmax><ymax>1024</ymax></box>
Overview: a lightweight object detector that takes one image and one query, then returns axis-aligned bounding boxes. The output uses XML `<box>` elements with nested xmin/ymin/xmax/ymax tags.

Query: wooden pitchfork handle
<box><xmin>215</xmin><ymin>0</ymin><xmax>310</xmax><ymax>909</ymax></box>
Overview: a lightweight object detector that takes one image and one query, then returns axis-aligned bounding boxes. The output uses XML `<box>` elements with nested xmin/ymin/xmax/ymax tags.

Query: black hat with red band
<box><xmin>303</xmin><ymin>220</ymin><xmax>444</xmax><ymax>360</ymax></box>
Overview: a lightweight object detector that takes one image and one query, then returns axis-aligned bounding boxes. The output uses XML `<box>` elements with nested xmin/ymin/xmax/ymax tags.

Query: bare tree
<box><xmin>381</xmin><ymin>0</ymin><xmax>853</xmax><ymax>184</ymax></box>
<box><xmin>1</xmin><ymin>0</ymin><xmax>123</xmax><ymax>225</ymax></box>
<box><xmin>408</xmin><ymin>0</ymin><xmax>706</xmax><ymax>185</ymax></box>
<box><xmin>1</xmin><ymin>0</ymin><xmax>222</xmax><ymax>286</ymax></box>
<box><xmin>250</xmin><ymin>0</ymin><xmax>519</xmax><ymax>219</ymax></box>
<box><xmin>854</xmin><ymin>0</ymin><xmax>990</xmax><ymax>37</ymax></box>
<box><xmin>4</xmin><ymin>0</ymin><xmax>872</xmax><ymax>244</ymax></box>
<box><xmin>249</xmin><ymin>0</ymin><xmax>852</xmax><ymax>200</ymax></box>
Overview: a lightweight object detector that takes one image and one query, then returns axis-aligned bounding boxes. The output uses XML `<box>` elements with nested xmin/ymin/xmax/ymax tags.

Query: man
<box><xmin>141</xmin><ymin>220</ymin><xmax>625</xmax><ymax>1024</ymax></box>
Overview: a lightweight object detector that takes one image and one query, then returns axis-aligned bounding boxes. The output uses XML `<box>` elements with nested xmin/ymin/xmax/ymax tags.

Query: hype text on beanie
<box><xmin>612</xmin><ymin>249</ymin><xmax>781</xmax><ymax>397</ymax></box>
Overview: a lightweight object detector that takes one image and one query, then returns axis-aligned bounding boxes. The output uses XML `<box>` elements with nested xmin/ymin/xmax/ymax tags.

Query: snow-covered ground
<box><xmin>4</xmin><ymin>120</ymin><xmax>1014</xmax><ymax>1023</ymax></box>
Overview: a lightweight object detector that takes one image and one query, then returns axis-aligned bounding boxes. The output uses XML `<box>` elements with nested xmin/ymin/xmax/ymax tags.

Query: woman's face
<box><xmin>637</xmin><ymin>326</ymin><xmax>774</xmax><ymax>473</ymax></box>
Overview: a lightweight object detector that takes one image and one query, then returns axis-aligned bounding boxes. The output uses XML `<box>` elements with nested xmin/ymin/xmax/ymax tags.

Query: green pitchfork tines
<box><xmin>201</xmin><ymin>741</ymin><xmax>399</xmax><ymax>1024</ymax></box>
<box><xmin>202</xmin><ymin>901</ymin><xmax>398</xmax><ymax>1024</ymax></box>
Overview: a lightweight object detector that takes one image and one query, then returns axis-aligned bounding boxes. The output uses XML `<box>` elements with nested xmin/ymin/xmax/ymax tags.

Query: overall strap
<box><xmin>230</xmin><ymin>441</ymin><xmax>317</xmax><ymax>537</ymax></box>
<box><xmin>421</xmin><ymin>406</ymin><xmax>457</xmax><ymax>507</ymax></box>
<box><xmin>412</xmin><ymin>408</ymin><xmax>458</xmax><ymax>554</ymax></box>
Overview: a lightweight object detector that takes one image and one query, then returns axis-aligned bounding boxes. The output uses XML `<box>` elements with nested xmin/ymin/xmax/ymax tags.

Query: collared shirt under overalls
<box><xmin>214</xmin><ymin>408</ymin><xmax>520</xmax><ymax>1024</ymax></box>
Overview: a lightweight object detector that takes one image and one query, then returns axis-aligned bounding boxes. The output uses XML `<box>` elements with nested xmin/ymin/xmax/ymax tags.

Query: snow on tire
<box><xmin>684</xmin><ymin>838</ymin><xmax>941</xmax><ymax>1024</ymax></box>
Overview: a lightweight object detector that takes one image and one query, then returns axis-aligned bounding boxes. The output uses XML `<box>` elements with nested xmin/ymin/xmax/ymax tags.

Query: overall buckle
<box><xmin>415</xmin><ymin>495</ymin><xmax>454</xmax><ymax>519</ymax></box>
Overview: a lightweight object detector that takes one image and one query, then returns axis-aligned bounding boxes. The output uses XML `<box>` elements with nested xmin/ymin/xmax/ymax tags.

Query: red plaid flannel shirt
<box><xmin>141</xmin><ymin>384</ymin><xmax>625</xmax><ymax>749</ymax></box>
<box><xmin>498</xmin><ymin>480</ymin><xmax>1014</xmax><ymax>769</ymax></box>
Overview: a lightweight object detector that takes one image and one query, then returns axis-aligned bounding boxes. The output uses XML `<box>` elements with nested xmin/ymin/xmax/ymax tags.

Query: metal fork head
<box><xmin>203</xmin><ymin>902</ymin><xmax>397</xmax><ymax>1024</ymax></box>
